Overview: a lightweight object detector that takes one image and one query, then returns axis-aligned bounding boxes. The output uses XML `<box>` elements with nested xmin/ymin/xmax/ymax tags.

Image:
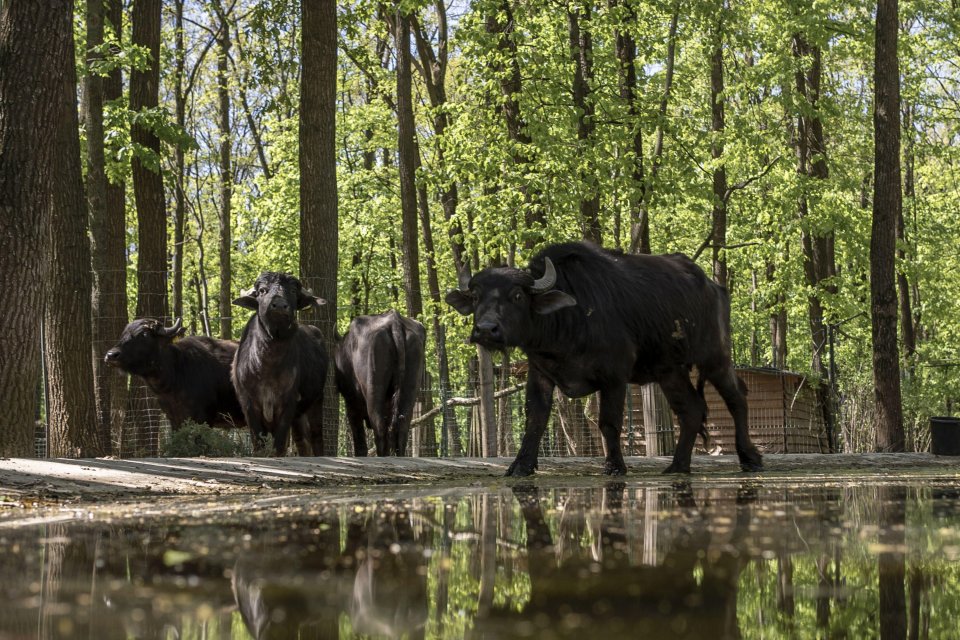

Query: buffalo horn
<box><xmin>457</xmin><ymin>267</ymin><xmax>471</xmax><ymax>292</ymax></box>
<box><xmin>160</xmin><ymin>317</ymin><xmax>183</xmax><ymax>337</ymax></box>
<box><xmin>530</xmin><ymin>257</ymin><xmax>557</xmax><ymax>293</ymax></box>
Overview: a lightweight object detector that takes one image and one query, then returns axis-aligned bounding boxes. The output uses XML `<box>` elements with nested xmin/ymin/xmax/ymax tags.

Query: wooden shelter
<box><xmin>623</xmin><ymin>367</ymin><xmax>830</xmax><ymax>457</ymax></box>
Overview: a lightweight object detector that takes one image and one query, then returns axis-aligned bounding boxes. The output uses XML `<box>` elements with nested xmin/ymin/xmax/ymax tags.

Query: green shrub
<box><xmin>161</xmin><ymin>420</ymin><xmax>242</xmax><ymax>458</ymax></box>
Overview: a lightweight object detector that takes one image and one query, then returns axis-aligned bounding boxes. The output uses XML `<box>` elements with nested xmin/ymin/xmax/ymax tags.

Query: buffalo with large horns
<box><xmin>445</xmin><ymin>241</ymin><xmax>762</xmax><ymax>475</ymax></box>
<box><xmin>104</xmin><ymin>318</ymin><xmax>245</xmax><ymax>431</ymax></box>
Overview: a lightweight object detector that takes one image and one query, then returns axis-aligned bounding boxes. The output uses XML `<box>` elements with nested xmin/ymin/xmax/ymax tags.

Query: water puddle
<box><xmin>2</xmin><ymin>475</ymin><xmax>960</xmax><ymax>638</ymax></box>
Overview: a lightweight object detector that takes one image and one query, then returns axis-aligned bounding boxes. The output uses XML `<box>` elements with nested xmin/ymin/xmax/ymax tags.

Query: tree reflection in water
<box><xmin>470</xmin><ymin>482</ymin><xmax>754</xmax><ymax>640</ymax></box>
<box><xmin>2</xmin><ymin>480</ymin><xmax>960</xmax><ymax>639</ymax></box>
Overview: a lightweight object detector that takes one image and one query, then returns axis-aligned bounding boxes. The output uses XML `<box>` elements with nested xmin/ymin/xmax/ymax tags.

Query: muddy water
<box><xmin>1</xmin><ymin>476</ymin><xmax>959</xmax><ymax>639</ymax></box>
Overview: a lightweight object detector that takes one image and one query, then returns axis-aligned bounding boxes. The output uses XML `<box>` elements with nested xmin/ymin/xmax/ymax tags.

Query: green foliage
<box><xmin>82</xmin><ymin>0</ymin><xmax>960</xmax><ymax>450</ymax></box>
<box><xmin>160</xmin><ymin>420</ymin><xmax>245</xmax><ymax>457</ymax></box>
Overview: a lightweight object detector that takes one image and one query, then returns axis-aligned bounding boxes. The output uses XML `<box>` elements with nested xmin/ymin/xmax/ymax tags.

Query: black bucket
<box><xmin>930</xmin><ymin>417</ymin><xmax>960</xmax><ymax>456</ymax></box>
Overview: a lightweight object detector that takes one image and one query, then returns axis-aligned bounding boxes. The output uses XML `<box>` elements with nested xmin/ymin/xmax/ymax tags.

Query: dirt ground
<box><xmin>0</xmin><ymin>452</ymin><xmax>958</xmax><ymax>505</ymax></box>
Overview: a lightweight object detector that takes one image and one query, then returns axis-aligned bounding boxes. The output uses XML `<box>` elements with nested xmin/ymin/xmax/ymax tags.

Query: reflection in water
<box><xmin>1</xmin><ymin>479</ymin><xmax>960</xmax><ymax>639</ymax></box>
<box><xmin>471</xmin><ymin>482</ymin><xmax>753</xmax><ymax>639</ymax></box>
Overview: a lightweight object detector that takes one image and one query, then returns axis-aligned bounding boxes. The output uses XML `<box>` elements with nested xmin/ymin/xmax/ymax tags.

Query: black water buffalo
<box><xmin>104</xmin><ymin>318</ymin><xmax>245</xmax><ymax>430</ymax></box>
<box><xmin>335</xmin><ymin>311</ymin><xmax>426</xmax><ymax>456</ymax></box>
<box><xmin>232</xmin><ymin>272</ymin><xmax>328</xmax><ymax>456</ymax></box>
<box><xmin>445</xmin><ymin>241</ymin><xmax>762</xmax><ymax>476</ymax></box>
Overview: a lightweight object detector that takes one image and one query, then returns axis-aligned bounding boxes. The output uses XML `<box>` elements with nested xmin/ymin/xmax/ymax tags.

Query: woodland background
<box><xmin>0</xmin><ymin>0</ymin><xmax>949</xmax><ymax>458</ymax></box>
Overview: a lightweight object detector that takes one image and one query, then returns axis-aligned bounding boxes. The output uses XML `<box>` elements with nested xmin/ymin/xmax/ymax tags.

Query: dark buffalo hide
<box><xmin>446</xmin><ymin>241</ymin><xmax>762</xmax><ymax>475</ymax></box>
<box><xmin>335</xmin><ymin>310</ymin><xmax>426</xmax><ymax>456</ymax></box>
<box><xmin>104</xmin><ymin>318</ymin><xmax>244</xmax><ymax>430</ymax></box>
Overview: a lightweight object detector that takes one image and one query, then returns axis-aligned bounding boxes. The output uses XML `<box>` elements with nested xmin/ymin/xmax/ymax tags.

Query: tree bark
<box><xmin>872</xmin><ymin>0</ymin><xmax>905</xmax><ymax>452</ymax></box>
<box><xmin>215</xmin><ymin>0</ymin><xmax>233</xmax><ymax>339</ymax></box>
<box><xmin>394</xmin><ymin>9</ymin><xmax>423</xmax><ymax>321</ymax></box>
<box><xmin>0</xmin><ymin>0</ymin><xmax>71</xmax><ymax>456</ymax></box>
<box><xmin>793</xmin><ymin>32</ymin><xmax>837</xmax><ymax>452</ymax></box>
<box><xmin>485</xmin><ymin>1</ymin><xmax>542</xmax><ymax>250</ymax></box>
<box><xmin>172</xmin><ymin>0</ymin><xmax>186</xmax><ymax>322</ymax></box>
<box><xmin>87</xmin><ymin>0</ymin><xmax>126</xmax><ymax>454</ymax></box>
<box><xmin>131</xmin><ymin>0</ymin><xmax>167</xmax><ymax>320</ymax></box>
<box><xmin>413</xmin><ymin>6</ymin><xmax>463</xmax><ymax>454</ymax></box>
<box><xmin>300</xmin><ymin>0</ymin><xmax>339</xmax><ymax>454</ymax></box>
<box><xmin>568</xmin><ymin>6</ymin><xmax>601</xmax><ymax>243</ymax></box>
<box><xmin>899</xmin><ymin>104</ymin><xmax>916</xmax><ymax>360</ymax></box>
<box><xmin>103</xmin><ymin>0</ymin><xmax>129</xmax><ymax>442</ymax></box>
<box><xmin>709</xmin><ymin>10</ymin><xmax>728</xmax><ymax>290</ymax></box>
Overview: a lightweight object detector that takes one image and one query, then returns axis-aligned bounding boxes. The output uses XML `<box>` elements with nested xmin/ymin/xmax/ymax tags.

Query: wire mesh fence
<box><xmin>41</xmin><ymin>364</ymin><xmax>827</xmax><ymax>460</ymax></box>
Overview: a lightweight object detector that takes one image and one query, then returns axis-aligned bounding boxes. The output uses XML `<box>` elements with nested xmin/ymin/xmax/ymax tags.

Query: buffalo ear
<box><xmin>445</xmin><ymin>289</ymin><xmax>475</xmax><ymax>316</ymax></box>
<box><xmin>233</xmin><ymin>295</ymin><xmax>258</xmax><ymax>310</ymax></box>
<box><xmin>297</xmin><ymin>291</ymin><xmax>327</xmax><ymax>310</ymax></box>
<box><xmin>531</xmin><ymin>290</ymin><xmax>577</xmax><ymax>315</ymax></box>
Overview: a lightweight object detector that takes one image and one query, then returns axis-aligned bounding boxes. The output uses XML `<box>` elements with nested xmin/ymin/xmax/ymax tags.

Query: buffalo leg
<box><xmin>292</xmin><ymin>414</ymin><xmax>312</xmax><ymax>456</ymax></box>
<box><xmin>366</xmin><ymin>387</ymin><xmax>390</xmax><ymax>457</ymax></box>
<box><xmin>344</xmin><ymin>402</ymin><xmax>367</xmax><ymax>456</ymax></box>
<box><xmin>598</xmin><ymin>385</ymin><xmax>628</xmax><ymax>475</ymax></box>
<box><xmin>306</xmin><ymin>396</ymin><xmax>325</xmax><ymax>456</ymax></box>
<box><xmin>243</xmin><ymin>403</ymin><xmax>268</xmax><ymax>455</ymax></box>
<box><xmin>659</xmin><ymin>367</ymin><xmax>707</xmax><ymax>473</ymax></box>
<box><xmin>707</xmin><ymin>364</ymin><xmax>762</xmax><ymax>471</ymax></box>
<box><xmin>506</xmin><ymin>367</ymin><xmax>555</xmax><ymax>477</ymax></box>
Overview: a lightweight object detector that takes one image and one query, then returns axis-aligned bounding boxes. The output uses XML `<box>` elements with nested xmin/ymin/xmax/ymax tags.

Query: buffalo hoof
<box><xmin>738</xmin><ymin>450</ymin><xmax>763</xmax><ymax>472</ymax></box>
<box><xmin>662</xmin><ymin>462</ymin><xmax>691</xmax><ymax>474</ymax></box>
<box><xmin>505</xmin><ymin>459</ymin><xmax>537</xmax><ymax>477</ymax></box>
<box><xmin>603</xmin><ymin>460</ymin><xmax>627</xmax><ymax>476</ymax></box>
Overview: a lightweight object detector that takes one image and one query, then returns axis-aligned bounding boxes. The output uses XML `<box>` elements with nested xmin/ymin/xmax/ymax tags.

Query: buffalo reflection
<box><xmin>473</xmin><ymin>482</ymin><xmax>755</xmax><ymax>640</ymax></box>
<box><xmin>232</xmin><ymin>505</ymin><xmax>428</xmax><ymax>640</ymax></box>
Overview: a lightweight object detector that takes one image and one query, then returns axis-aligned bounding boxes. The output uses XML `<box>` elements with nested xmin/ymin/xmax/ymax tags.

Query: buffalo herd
<box><xmin>106</xmin><ymin>240</ymin><xmax>762</xmax><ymax>474</ymax></box>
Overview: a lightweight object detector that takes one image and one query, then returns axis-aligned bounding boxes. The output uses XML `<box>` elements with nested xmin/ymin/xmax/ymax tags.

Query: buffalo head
<box><xmin>233</xmin><ymin>272</ymin><xmax>325</xmax><ymax>339</ymax></box>
<box><xmin>104</xmin><ymin>318</ymin><xmax>185</xmax><ymax>374</ymax></box>
<box><xmin>445</xmin><ymin>257</ymin><xmax>577</xmax><ymax>350</ymax></box>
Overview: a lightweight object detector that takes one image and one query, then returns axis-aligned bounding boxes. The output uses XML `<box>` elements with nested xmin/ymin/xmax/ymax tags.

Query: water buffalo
<box><xmin>104</xmin><ymin>318</ymin><xmax>244</xmax><ymax>430</ymax></box>
<box><xmin>232</xmin><ymin>272</ymin><xmax>328</xmax><ymax>456</ymax></box>
<box><xmin>445</xmin><ymin>241</ymin><xmax>762</xmax><ymax>475</ymax></box>
<box><xmin>335</xmin><ymin>311</ymin><xmax>426</xmax><ymax>456</ymax></box>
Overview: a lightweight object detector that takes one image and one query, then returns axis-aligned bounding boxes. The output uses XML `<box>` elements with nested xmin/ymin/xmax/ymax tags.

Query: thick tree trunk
<box><xmin>131</xmin><ymin>0</ymin><xmax>167</xmax><ymax>321</ymax></box>
<box><xmin>568</xmin><ymin>7</ymin><xmax>601</xmax><ymax>243</ymax></box>
<box><xmin>42</xmin><ymin>0</ymin><xmax>101</xmax><ymax>457</ymax></box>
<box><xmin>872</xmin><ymin>0</ymin><xmax>905</xmax><ymax>452</ymax></box>
<box><xmin>103</xmin><ymin>0</ymin><xmax>128</xmax><ymax>444</ymax></box>
<box><xmin>0</xmin><ymin>1</ymin><xmax>70</xmax><ymax>456</ymax></box>
<box><xmin>300</xmin><ymin>0</ymin><xmax>339</xmax><ymax>454</ymax></box>
<box><xmin>215</xmin><ymin>0</ymin><xmax>232</xmax><ymax>339</ymax></box>
<box><xmin>394</xmin><ymin>9</ymin><xmax>423</xmax><ymax>321</ymax></box>
<box><xmin>86</xmin><ymin>0</ymin><xmax>124</xmax><ymax>454</ymax></box>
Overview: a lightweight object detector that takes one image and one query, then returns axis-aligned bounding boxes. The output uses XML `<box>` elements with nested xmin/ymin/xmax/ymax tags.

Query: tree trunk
<box><xmin>131</xmin><ymin>0</ymin><xmax>167</xmax><ymax>321</ymax></box>
<box><xmin>793</xmin><ymin>32</ymin><xmax>837</xmax><ymax>453</ymax></box>
<box><xmin>413</xmin><ymin>6</ymin><xmax>463</xmax><ymax>454</ymax></box>
<box><xmin>215</xmin><ymin>0</ymin><xmax>232</xmax><ymax>339</ymax></box>
<box><xmin>300</xmin><ymin>0</ymin><xmax>339</xmax><ymax>454</ymax></box>
<box><xmin>0</xmin><ymin>0</ymin><xmax>71</xmax><ymax>456</ymax></box>
<box><xmin>710</xmin><ymin>11</ymin><xmax>727</xmax><ymax>290</ymax></box>
<box><xmin>172</xmin><ymin>0</ymin><xmax>186</xmax><ymax>322</ymax></box>
<box><xmin>103</xmin><ymin>0</ymin><xmax>128</xmax><ymax>444</ymax></box>
<box><xmin>40</xmin><ymin>0</ymin><xmax>101</xmax><ymax>457</ymax></box>
<box><xmin>394</xmin><ymin>9</ymin><xmax>423</xmax><ymax>321</ymax></box>
<box><xmin>87</xmin><ymin>0</ymin><xmax>126</xmax><ymax>454</ymax></box>
<box><xmin>485</xmin><ymin>1</ymin><xmax>542</xmax><ymax>249</ymax></box>
<box><xmin>872</xmin><ymin>0</ymin><xmax>904</xmax><ymax>452</ymax></box>
<box><xmin>568</xmin><ymin>6</ymin><xmax>601</xmax><ymax>243</ymax></box>
<box><xmin>899</xmin><ymin>104</ymin><xmax>916</xmax><ymax>360</ymax></box>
